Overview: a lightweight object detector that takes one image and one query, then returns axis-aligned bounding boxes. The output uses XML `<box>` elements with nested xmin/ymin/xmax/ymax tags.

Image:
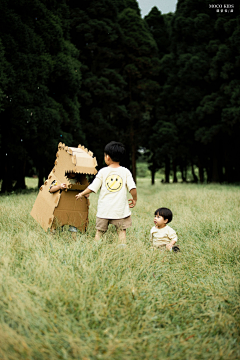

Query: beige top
<box><xmin>150</xmin><ymin>225</ymin><xmax>177</xmax><ymax>247</ymax></box>
<box><xmin>88</xmin><ymin>166</ymin><xmax>136</xmax><ymax>219</ymax></box>
<box><xmin>68</xmin><ymin>178</ymin><xmax>77</xmax><ymax>185</ymax></box>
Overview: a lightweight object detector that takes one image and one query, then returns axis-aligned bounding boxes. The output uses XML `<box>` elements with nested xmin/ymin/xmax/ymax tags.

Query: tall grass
<box><xmin>0</xmin><ymin>179</ymin><xmax>239</xmax><ymax>359</ymax></box>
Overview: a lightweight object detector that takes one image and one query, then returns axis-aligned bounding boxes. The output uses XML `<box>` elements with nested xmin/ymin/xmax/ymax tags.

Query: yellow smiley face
<box><xmin>106</xmin><ymin>175</ymin><xmax>123</xmax><ymax>192</ymax></box>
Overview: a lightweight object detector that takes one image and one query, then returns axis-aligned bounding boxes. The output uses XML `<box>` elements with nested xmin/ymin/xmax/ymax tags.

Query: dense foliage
<box><xmin>1</xmin><ymin>0</ymin><xmax>240</xmax><ymax>189</ymax></box>
<box><xmin>0</xmin><ymin>0</ymin><xmax>84</xmax><ymax>190</ymax></box>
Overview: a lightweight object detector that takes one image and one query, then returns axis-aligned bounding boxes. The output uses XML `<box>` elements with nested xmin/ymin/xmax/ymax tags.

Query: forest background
<box><xmin>0</xmin><ymin>0</ymin><xmax>240</xmax><ymax>191</ymax></box>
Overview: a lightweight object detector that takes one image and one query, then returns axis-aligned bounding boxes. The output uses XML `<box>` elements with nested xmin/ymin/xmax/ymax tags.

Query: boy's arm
<box><xmin>126</xmin><ymin>169</ymin><xmax>137</xmax><ymax>208</ymax></box>
<box><xmin>166</xmin><ymin>230</ymin><xmax>178</xmax><ymax>250</ymax></box>
<box><xmin>49</xmin><ymin>183</ymin><xmax>67</xmax><ymax>193</ymax></box>
<box><xmin>166</xmin><ymin>239</ymin><xmax>177</xmax><ymax>250</ymax></box>
<box><xmin>128</xmin><ymin>188</ymin><xmax>137</xmax><ymax>208</ymax></box>
<box><xmin>75</xmin><ymin>187</ymin><xmax>93</xmax><ymax>200</ymax></box>
<box><xmin>76</xmin><ymin>170</ymin><xmax>102</xmax><ymax>200</ymax></box>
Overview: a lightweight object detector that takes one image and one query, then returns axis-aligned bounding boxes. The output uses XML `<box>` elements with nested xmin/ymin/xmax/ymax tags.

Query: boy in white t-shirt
<box><xmin>150</xmin><ymin>207</ymin><xmax>179</xmax><ymax>251</ymax></box>
<box><xmin>76</xmin><ymin>141</ymin><xmax>137</xmax><ymax>244</ymax></box>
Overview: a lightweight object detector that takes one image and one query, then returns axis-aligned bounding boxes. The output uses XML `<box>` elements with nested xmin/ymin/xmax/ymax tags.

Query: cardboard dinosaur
<box><xmin>31</xmin><ymin>142</ymin><xmax>97</xmax><ymax>232</ymax></box>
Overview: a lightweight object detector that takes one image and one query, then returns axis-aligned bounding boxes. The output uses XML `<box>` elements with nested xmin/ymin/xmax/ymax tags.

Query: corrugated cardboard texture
<box><xmin>30</xmin><ymin>143</ymin><xmax>97</xmax><ymax>232</ymax></box>
<box><xmin>30</xmin><ymin>175</ymin><xmax>59</xmax><ymax>231</ymax></box>
<box><xmin>54</xmin><ymin>143</ymin><xmax>98</xmax><ymax>184</ymax></box>
<box><xmin>53</xmin><ymin>190</ymin><xmax>89</xmax><ymax>231</ymax></box>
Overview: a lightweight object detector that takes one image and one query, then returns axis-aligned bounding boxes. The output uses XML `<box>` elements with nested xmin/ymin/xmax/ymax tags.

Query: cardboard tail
<box><xmin>30</xmin><ymin>180</ymin><xmax>59</xmax><ymax>231</ymax></box>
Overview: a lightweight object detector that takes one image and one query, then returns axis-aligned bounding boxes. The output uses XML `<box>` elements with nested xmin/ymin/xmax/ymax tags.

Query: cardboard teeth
<box><xmin>30</xmin><ymin>143</ymin><xmax>98</xmax><ymax>232</ymax></box>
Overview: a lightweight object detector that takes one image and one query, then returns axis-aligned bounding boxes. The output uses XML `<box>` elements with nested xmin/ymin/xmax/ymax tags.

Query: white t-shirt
<box><xmin>88</xmin><ymin>166</ymin><xmax>136</xmax><ymax>219</ymax></box>
<box><xmin>150</xmin><ymin>225</ymin><xmax>177</xmax><ymax>247</ymax></box>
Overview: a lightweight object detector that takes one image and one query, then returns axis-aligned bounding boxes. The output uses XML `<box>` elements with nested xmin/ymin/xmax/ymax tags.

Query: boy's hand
<box><xmin>60</xmin><ymin>183</ymin><xmax>67</xmax><ymax>190</ymax></box>
<box><xmin>166</xmin><ymin>241</ymin><xmax>176</xmax><ymax>251</ymax></box>
<box><xmin>76</xmin><ymin>188</ymin><xmax>92</xmax><ymax>200</ymax></box>
<box><xmin>75</xmin><ymin>192</ymin><xmax>83</xmax><ymax>200</ymax></box>
<box><xmin>166</xmin><ymin>243</ymin><xmax>172</xmax><ymax>251</ymax></box>
<box><xmin>128</xmin><ymin>198</ymin><xmax>137</xmax><ymax>208</ymax></box>
<box><xmin>129</xmin><ymin>188</ymin><xmax>137</xmax><ymax>208</ymax></box>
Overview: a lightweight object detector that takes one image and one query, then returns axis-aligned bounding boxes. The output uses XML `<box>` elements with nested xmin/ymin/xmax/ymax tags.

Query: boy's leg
<box><xmin>68</xmin><ymin>225</ymin><xmax>77</xmax><ymax>240</ymax></box>
<box><xmin>95</xmin><ymin>218</ymin><xmax>109</xmax><ymax>241</ymax></box>
<box><xmin>117</xmin><ymin>229</ymin><xmax>126</xmax><ymax>244</ymax></box>
<box><xmin>111</xmin><ymin>216</ymin><xmax>132</xmax><ymax>245</ymax></box>
<box><xmin>71</xmin><ymin>232</ymin><xmax>77</xmax><ymax>240</ymax></box>
<box><xmin>95</xmin><ymin>230</ymin><xmax>105</xmax><ymax>241</ymax></box>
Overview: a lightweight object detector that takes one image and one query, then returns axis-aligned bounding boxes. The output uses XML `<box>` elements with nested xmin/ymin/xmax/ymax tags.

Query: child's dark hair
<box><xmin>104</xmin><ymin>141</ymin><xmax>125</xmax><ymax>162</ymax></box>
<box><xmin>154</xmin><ymin>207</ymin><xmax>173</xmax><ymax>223</ymax></box>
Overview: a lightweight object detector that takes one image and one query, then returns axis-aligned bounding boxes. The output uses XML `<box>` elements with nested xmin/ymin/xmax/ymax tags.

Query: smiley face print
<box><xmin>106</xmin><ymin>175</ymin><xmax>123</xmax><ymax>192</ymax></box>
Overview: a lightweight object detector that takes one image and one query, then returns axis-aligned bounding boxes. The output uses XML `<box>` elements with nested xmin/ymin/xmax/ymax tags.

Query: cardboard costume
<box><xmin>31</xmin><ymin>142</ymin><xmax>97</xmax><ymax>232</ymax></box>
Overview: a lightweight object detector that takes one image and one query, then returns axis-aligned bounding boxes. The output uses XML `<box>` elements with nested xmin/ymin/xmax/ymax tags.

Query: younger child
<box><xmin>150</xmin><ymin>207</ymin><xmax>179</xmax><ymax>251</ymax></box>
<box><xmin>76</xmin><ymin>141</ymin><xmax>137</xmax><ymax>245</ymax></box>
<box><xmin>48</xmin><ymin>172</ymin><xmax>80</xmax><ymax>193</ymax></box>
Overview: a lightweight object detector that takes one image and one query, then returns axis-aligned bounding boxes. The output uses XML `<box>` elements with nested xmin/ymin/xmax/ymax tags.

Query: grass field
<box><xmin>0</xmin><ymin>178</ymin><xmax>239</xmax><ymax>359</ymax></box>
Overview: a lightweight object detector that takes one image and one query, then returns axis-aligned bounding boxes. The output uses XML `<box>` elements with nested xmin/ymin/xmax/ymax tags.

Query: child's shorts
<box><xmin>96</xmin><ymin>216</ymin><xmax>132</xmax><ymax>232</ymax></box>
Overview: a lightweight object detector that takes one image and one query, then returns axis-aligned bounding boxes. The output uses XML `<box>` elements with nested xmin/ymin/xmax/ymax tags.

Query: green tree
<box><xmin>195</xmin><ymin>6</ymin><xmax>240</xmax><ymax>182</ymax></box>
<box><xmin>116</xmin><ymin>4</ymin><xmax>160</xmax><ymax>181</ymax></box>
<box><xmin>69</xmin><ymin>0</ymin><xmax>160</xmax><ymax>179</ymax></box>
<box><xmin>0</xmin><ymin>38</ymin><xmax>12</xmax><ymax>187</ymax></box>
<box><xmin>0</xmin><ymin>0</ymin><xmax>83</xmax><ymax>191</ymax></box>
<box><xmin>148</xmin><ymin>0</ymin><xmax>240</xmax><ymax>183</ymax></box>
<box><xmin>69</xmin><ymin>0</ymin><xmax>128</xmax><ymax>167</ymax></box>
<box><xmin>144</xmin><ymin>8</ymin><xmax>175</xmax><ymax>184</ymax></box>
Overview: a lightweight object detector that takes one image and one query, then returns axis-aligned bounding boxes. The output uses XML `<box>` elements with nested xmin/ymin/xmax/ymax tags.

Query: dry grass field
<box><xmin>0</xmin><ymin>178</ymin><xmax>239</xmax><ymax>359</ymax></box>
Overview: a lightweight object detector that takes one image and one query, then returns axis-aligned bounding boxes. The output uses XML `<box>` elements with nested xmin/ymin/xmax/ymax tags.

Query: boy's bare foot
<box><xmin>68</xmin><ymin>226</ymin><xmax>77</xmax><ymax>240</ymax></box>
<box><xmin>95</xmin><ymin>229</ymin><xmax>104</xmax><ymax>241</ymax></box>
<box><xmin>117</xmin><ymin>229</ymin><xmax>126</xmax><ymax>244</ymax></box>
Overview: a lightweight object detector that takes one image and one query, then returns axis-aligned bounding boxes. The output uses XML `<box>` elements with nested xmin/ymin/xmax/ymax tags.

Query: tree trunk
<box><xmin>165</xmin><ymin>157</ymin><xmax>170</xmax><ymax>183</ymax></box>
<box><xmin>225</xmin><ymin>162</ymin><xmax>233</xmax><ymax>183</ymax></box>
<box><xmin>191</xmin><ymin>164</ymin><xmax>198</xmax><ymax>183</ymax></box>
<box><xmin>180</xmin><ymin>163</ymin><xmax>186</xmax><ymax>182</ymax></box>
<box><xmin>128</xmin><ymin>71</ymin><xmax>137</xmax><ymax>183</ymax></box>
<box><xmin>131</xmin><ymin>142</ymin><xmax>136</xmax><ymax>183</ymax></box>
<box><xmin>223</xmin><ymin>148</ymin><xmax>231</xmax><ymax>182</ymax></box>
<box><xmin>173</xmin><ymin>160</ymin><xmax>177</xmax><ymax>183</ymax></box>
<box><xmin>38</xmin><ymin>165</ymin><xmax>44</xmax><ymax>188</ymax></box>
<box><xmin>212</xmin><ymin>147</ymin><xmax>220</xmax><ymax>183</ymax></box>
<box><xmin>1</xmin><ymin>162</ymin><xmax>13</xmax><ymax>192</ymax></box>
<box><xmin>198</xmin><ymin>158</ymin><xmax>204</xmax><ymax>183</ymax></box>
<box><xmin>218</xmin><ymin>159</ymin><xmax>223</xmax><ymax>183</ymax></box>
<box><xmin>14</xmin><ymin>158</ymin><xmax>26</xmax><ymax>190</ymax></box>
<box><xmin>206</xmin><ymin>165</ymin><xmax>211</xmax><ymax>183</ymax></box>
<box><xmin>151</xmin><ymin>168</ymin><xmax>155</xmax><ymax>185</ymax></box>
<box><xmin>151</xmin><ymin>157</ymin><xmax>156</xmax><ymax>185</ymax></box>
